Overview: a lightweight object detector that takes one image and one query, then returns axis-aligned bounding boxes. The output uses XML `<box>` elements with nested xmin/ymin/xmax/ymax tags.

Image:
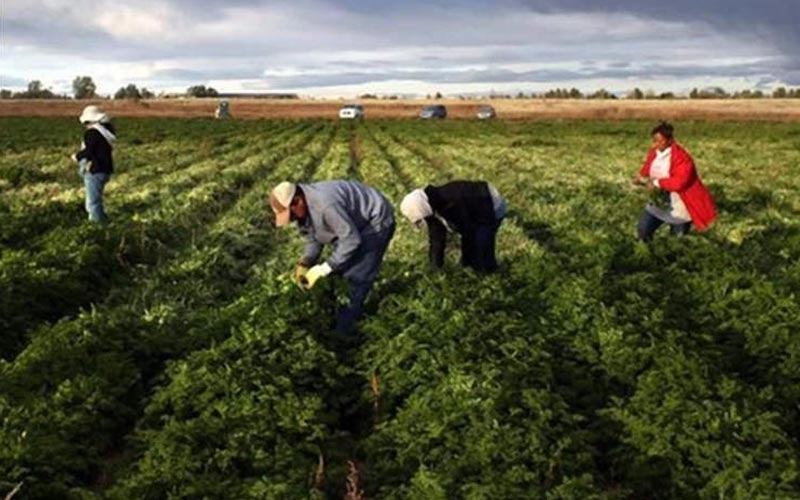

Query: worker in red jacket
<box><xmin>632</xmin><ymin>122</ymin><xmax>717</xmax><ymax>241</ymax></box>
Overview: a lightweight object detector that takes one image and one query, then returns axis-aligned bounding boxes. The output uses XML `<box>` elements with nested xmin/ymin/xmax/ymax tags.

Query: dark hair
<box><xmin>651</xmin><ymin>121</ymin><xmax>674</xmax><ymax>139</ymax></box>
<box><xmin>293</xmin><ymin>185</ymin><xmax>305</xmax><ymax>202</ymax></box>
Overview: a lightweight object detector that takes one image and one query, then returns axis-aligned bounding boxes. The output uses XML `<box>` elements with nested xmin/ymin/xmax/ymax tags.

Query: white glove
<box><xmin>303</xmin><ymin>262</ymin><xmax>332</xmax><ymax>289</ymax></box>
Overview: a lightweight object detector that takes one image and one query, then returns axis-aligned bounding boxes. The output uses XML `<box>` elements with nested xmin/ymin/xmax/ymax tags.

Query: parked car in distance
<box><xmin>476</xmin><ymin>105</ymin><xmax>496</xmax><ymax>120</ymax></box>
<box><xmin>419</xmin><ymin>104</ymin><xmax>447</xmax><ymax>119</ymax></box>
<box><xmin>339</xmin><ymin>104</ymin><xmax>365</xmax><ymax>119</ymax></box>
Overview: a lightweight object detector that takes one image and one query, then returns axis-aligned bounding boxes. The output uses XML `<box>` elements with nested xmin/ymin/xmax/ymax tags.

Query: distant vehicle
<box><xmin>339</xmin><ymin>104</ymin><xmax>365</xmax><ymax>120</ymax></box>
<box><xmin>476</xmin><ymin>105</ymin><xmax>496</xmax><ymax>120</ymax></box>
<box><xmin>419</xmin><ymin>104</ymin><xmax>447</xmax><ymax>119</ymax></box>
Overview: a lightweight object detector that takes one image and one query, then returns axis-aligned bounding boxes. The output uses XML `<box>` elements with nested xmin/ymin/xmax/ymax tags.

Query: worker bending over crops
<box><xmin>632</xmin><ymin>121</ymin><xmax>717</xmax><ymax>241</ymax></box>
<box><xmin>400</xmin><ymin>180</ymin><xmax>506</xmax><ymax>272</ymax></box>
<box><xmin>270</xmin><ymin>180</ymin><xmax>395</xmax><ymax>334</ymax></box>
<box><xmin>70</xmin><ymin>105</ymin><xmax>117</xmax><ymax>223</ymax></box>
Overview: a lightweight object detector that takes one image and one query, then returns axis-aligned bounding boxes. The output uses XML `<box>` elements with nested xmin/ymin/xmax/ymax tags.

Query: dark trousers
<box><xmin>337</xmin><ymin>223</ymin><xmax>395</xmax><ymax>334</ymax></box>
<box><xmin>637</xmin><ymin>210</ymin><xmax>691</xmax><ymax>242</ymax></box>
<box><xmin>462</xmin><ymin>218</ymin><xmax>502</xmax><ymax>272</ymax></box>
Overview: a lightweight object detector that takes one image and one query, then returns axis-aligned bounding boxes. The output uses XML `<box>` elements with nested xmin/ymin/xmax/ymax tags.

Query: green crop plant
<box><xmin>0</xmin><ymin>117</ymin><xmax>798</xmax><ymax>499</ymax></box>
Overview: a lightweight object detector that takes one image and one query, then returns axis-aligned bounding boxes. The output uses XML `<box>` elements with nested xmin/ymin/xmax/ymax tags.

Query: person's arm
<box><xmin>322</xmin><ymin>203</ymin><xmax>362</xmax><ymax>271</ymax></box>
<box><xmin>299</xmin><ymin>228</ymin><xmax>323</xmax><ymax>267</ymax></box>
<box><xmin>426</xmin><ymin>216</ymin><xmax>447</xmax><ymax>269</ymax></box>
<box><xmin>75</xmin><ymin>129</ymin><xmax>101</xmax><ymax>164</ymax></box>
<box><xmin>634</xmin><ymin>148</ymin><xmax>657</xmax><ymax>184</ymax></box>
<box><xmin>653</xmin><ymin>151</ymin><xmax>694</xmax><ymax>192</ymax></box>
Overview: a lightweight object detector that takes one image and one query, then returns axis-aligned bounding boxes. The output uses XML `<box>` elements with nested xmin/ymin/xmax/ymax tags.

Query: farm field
<box><xmin>1</xmin><ymin>116</ymin><xmax>800</xmax><ymax>499</ymax></box>
<box><xmin>3</xmin><ymin>98</ymin><xmax>800</xmax><ymax>121</ymax></box>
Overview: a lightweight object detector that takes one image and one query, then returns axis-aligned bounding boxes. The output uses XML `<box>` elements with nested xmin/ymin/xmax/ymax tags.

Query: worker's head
<box><xmin>400</xmin><ymin>189</ymin><xmax>433</xmax><ymax>229</ymax></box>
<box><xmin>79</xmin><ymin>105</ymin><xmax>110</xmax><ymax>126</ymax></box>
<box><xmin>270</xmin><ymin>182</ymin><xmax>307</xmax><ymax>227</ymax></box>
<box><xmin>651</xmin><ymin>121</ymin><xmax>674</xmax><ymax>152</ymax></box>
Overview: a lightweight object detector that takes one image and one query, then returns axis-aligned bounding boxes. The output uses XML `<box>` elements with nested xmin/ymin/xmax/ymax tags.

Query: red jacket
<box><xmin>639</xmin><ymin>142</ymin><xmax>717</xmax><ymax>231</ymax></box>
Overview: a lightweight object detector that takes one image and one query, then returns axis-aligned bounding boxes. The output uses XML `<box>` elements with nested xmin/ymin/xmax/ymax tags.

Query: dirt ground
<box><xmin>2</xmin><ymin>98</ymin><xmax>800</xmax><ymax>121</ymax></box>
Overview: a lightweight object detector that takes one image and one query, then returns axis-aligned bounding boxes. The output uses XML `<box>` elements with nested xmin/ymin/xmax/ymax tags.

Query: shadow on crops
<box><xmin>713</xmin><ymin>218</ymin><xmax>800</xmax><ymax>286</ymax></box>
<box><xmin>593</xmin><ymin>239</ymin><xmax>755</xmax><ymax>493</ymax></box>
<box><xmin>605</xmin><ymin>239</ymin><xmax>760</xmax><ymax>371</ymax></box>
<box><xmin>0</xmin><ymin>163</ymin><xmax>54</xmax><ymax>186</ymax></box>
<box><xmin>0</xmin><ymin>200</ymin><xmax>85</xmax><ymax>248</ymax></box>
<box><xmin>601</xmin><ymin>223</ymin><xmax>800</xmax><ymax>483</ymax></box>
<box><xmin>602</xmin><ymin>225</ymin><xmax>800</xmax><ymax>399</ymax></box>
<box><xmin>507</xmin><ymin>137</ymin><xmax>561</xmax><ymax>148</ymax></box>
<box><xmin>303</xmin><ymin>283</ymin><xmax>374</xmax><ymax>496</ymax></box>
<box><xmin>711</xmin><ymin>183</ymin><xmax>799</xmax><ymax>219</ymax></box>
<box><xmin>521</xmin><ymin>219</ymin><xmax>559</xmax><ymax>251</ymax></box>
<box><xmin>508</xmin><ymin>209</ymin><xmax>558</xmax><ymax>252</ymax></box>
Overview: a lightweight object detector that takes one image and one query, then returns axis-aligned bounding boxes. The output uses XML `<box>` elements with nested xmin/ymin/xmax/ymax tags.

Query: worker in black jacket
<box><xmin>70</xmin><ymin>105</ymin><xmax>117</xmax><ymax>223</ymax></box>
<box><xmin>400</xmin><ymin>180</ymin><xmax>506</xmax><ymax>272</ymax></box>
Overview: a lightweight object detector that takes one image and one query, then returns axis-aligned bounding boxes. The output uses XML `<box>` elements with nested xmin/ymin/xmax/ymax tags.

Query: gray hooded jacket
<box><xmin>298</xmin><ymin>180</ymin><xmax>394</xmax><ymax>271</ymax></box>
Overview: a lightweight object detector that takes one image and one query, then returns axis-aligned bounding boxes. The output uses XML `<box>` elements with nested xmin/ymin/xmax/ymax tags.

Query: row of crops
<box><xmin>1</xmin><ymin>117</ymin><xmax>799</xmax><ymax>499</ymax></box>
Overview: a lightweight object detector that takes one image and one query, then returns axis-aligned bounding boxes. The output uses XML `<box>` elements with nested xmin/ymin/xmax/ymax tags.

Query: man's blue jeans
<box><xmin>81</xmin><ymin>170</ymin><xmax>110</xmax><ymax>223</ymax></box>
<box><xmin>337</xmin><ymin>222</ymin><xmax>395</xmax><ymax>334</ymax></box>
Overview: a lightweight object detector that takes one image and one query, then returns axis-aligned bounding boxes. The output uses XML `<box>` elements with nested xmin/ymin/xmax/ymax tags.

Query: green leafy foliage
<box><xmin>0</xmin><ymin>117</ymin><xmax>798</xmax><ymax>499</ymax></box>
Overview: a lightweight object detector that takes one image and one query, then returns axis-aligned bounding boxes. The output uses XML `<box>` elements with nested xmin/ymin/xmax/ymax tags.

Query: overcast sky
<box><xmin>1</xmin><ymin>0</ymin><xmax>798</xmax><ymax>97</ymax></box>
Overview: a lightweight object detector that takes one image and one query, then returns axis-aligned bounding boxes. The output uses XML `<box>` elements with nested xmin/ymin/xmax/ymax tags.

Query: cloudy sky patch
<box><xmin>1</xmin><ymin>0</ymin><xmax>797</xmax><ymax>96</ymax></box>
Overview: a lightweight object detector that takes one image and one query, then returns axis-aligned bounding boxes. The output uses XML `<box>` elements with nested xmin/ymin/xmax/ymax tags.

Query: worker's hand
<box><xmin>294</xmin><ymin>264</ymin><xmax>309</xmax><ymax>286</ymax></box>
<box><xmin>631</xmin><ymin>175</ymin><xmax>647</xmax><ymax>187</ymax></box>
<box><xmin>70</xmin><ymin>153</ymin><xmax>78</xmax><ymax>163</ymax></box>
<box><xmin>303</xmin><ymin>263</ymin><xmax>332</xmax><ymax>289</ymax></box>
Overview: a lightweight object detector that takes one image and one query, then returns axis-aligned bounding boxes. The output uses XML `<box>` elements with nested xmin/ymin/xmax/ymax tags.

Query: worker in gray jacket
<box><xmin>270</xmin><ymin>179</ymin><xmax>395</xmax><ymax>334</ymax></box>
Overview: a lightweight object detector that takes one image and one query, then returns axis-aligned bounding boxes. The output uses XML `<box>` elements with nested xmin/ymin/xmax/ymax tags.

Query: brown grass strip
<box><xmin>2</xmin><ymin>98</ymin><xmax>800</xmax><ymax>121</ymax></box>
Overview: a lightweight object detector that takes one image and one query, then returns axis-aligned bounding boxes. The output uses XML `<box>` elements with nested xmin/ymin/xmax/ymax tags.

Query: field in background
<box><xmin>3</xmin><ymin>98</ymin><xmax>800</xmax><ymax>121</ymax></box>
<box><xmin>1</xmin><ymin>117</ymin><xmax>799</xmax><ymax>499</ymax></box>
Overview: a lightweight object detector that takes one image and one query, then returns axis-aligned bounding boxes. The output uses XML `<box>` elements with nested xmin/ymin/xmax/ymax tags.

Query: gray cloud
<box><xmin>3</xmin><ymin>0</ymin><xmax>736</xmax><ymax>59</ymax></box>
<box><xmin>2</xmin><ymin>0</ymin><xmax>798</xmax><ymax>92</ymax></box>
<box><xmin>523</xmin><ymin>0</ymin><xmax>800</xmax><ymax>54</ymax></box>
<box><xmin>149</xmin><ymin>67</ymin><xmax>264</xmax><ymax>81</ymax></box>
<box><xmin>535</xmin><ymin>0</ymin><xmax>799</xmax><ymax>31</ymax></box>
<box><xmin>257</xmin><ymin>59</ymin><xmax>780</xmax><ymax>89</ymax></box>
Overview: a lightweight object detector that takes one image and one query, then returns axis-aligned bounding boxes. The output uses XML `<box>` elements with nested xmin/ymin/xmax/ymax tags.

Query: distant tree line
<box><xmin>2</xmin><ymin>76</ymin><xmax>800</xmax><ymax>100</ymax></box>
<box><xmin>185</xmin><ymin>85</ymin><xmax>219</xmax><ymax>98</ymax></box>
<box><xmin>114</xmin><ymin>84</ymin><xmax>155</xmax><ymax>100</ymax></box>
<box><xmin>0</xmin><ymin>76</ymin><xmax>220</xmax><ymax>100</ymax></box>
<box><xmin>505</xmin><ymin>87</ymin><xmax>799</xmax><ymax>99</ymax></box>
<box><xmin>431</xmin><ymin>87</ymin><xmax>800</xmax><ymax>100</ymax></box>
<box><xmin>0</xmin><ymin>80</ymin><xmax>69</xmax><ymax>99</ymax></box>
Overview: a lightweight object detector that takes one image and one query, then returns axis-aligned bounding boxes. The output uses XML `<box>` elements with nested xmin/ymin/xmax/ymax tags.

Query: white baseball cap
<box><xmin>269</xmin><ymin>181</ymin><xmax>297</xmax><ymax>227</ymax></box>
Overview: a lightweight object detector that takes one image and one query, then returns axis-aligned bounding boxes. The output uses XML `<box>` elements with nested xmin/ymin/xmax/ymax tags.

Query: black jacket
<box><xmin>76</xmin><ymin>124</ymin><xmax>115</xmax><ymax>174</ymax></box>
<box><xmin>423</xmin><ymin>181</ymin><xmax>496</xmax><ymax>268</ymax></box>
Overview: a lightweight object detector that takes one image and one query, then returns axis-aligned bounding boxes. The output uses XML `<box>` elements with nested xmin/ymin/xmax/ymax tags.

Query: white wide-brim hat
<box><xmin>79</xmin><ymin>105</ymin><xmax>109</xmax><ymax>124</ymax></box>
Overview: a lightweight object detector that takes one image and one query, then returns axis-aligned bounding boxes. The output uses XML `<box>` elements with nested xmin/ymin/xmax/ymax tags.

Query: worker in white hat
<box><xmin>270</xmin><ymin>179</ymin><xmax>395</xmax><ymax>334</ymax></box>
<box><xmin>70</xmin><ymin>105</ymin><xmax>116</xmax><ymax>223</ymax></box>
<box><xmin>400</xmin><ymin>180</ymin><xmax>506</xmax><ymax>272</ymax></box>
